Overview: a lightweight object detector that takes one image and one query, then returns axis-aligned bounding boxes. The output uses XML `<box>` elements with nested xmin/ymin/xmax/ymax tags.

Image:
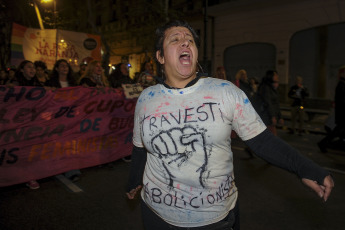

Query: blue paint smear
<box><xmin>221</xmin><ymin>83</ymin><xmax>229</xmax><ymax>87</ymax></box>
<box><xmin>161</xmin><ymin>90</ymin><xmax>165</xmax><ymax>94</ymax></box>
<box><xmin>179</xmin><ymin>91</ymin><xmax>184</xmax><ymax>94</ymax></box>
<box><xmin>168</xmin><ymin>90</ymin><xmax>173</xmax><ymax>94</ymax></box>
<box><xmin>148</xmin><ymin>91</ymin><xmax>155</xmax><ymax>97</ymax></box>
<box><xmin>244</xmin><ymin>98</ymin><xmax>249</xmax><ymax>104</ymax></box>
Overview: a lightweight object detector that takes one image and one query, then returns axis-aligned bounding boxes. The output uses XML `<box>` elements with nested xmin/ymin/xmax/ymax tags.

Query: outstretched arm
<box><xmin>245</xmin><ymin>129</ymin><xmax>334</xmax><ymax>201</ymax></box>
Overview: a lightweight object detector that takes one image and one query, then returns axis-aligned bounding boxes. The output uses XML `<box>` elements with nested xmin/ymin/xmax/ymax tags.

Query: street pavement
<box><xmin>1</xmin><ymin>127</ymin><xmax>344</xmax><ymax>230</ymax></box>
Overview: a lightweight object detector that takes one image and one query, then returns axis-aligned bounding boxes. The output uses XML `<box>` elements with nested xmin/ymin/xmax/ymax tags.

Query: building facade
<box><xmin>205</xmin><ymin>0</ymin><xmax>345</xmax><ymax>100</ymax></box>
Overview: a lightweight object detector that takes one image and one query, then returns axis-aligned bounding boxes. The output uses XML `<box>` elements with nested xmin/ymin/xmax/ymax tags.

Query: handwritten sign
<box><xmin>0</xmin><ymin>86</ymin><xmax>136</xmax><ymax>187</ymax></box>
<box><xmin>122</xmin><ymin>84</ymin><xmax>144</xmax><ymax>99</ymax></box>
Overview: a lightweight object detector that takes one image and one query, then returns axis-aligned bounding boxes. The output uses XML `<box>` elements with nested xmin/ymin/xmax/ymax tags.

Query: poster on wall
<box><xmin>10</xmin><ymin>23</ymin><xmax>102</xmax><ymax>71</ymax></box>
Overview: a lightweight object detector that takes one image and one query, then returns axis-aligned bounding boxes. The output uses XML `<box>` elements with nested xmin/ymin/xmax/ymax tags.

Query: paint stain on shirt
<box><xmin>148</xmin><ymin>91</ymin><xmax>155</xmax><ymax>97</ymax></box>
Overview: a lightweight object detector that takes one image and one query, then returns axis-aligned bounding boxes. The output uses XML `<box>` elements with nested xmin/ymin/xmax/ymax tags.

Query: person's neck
<box><xmin>164</xmin><ymin>75</ymin><xmax>199</xmax><ymax>89</ymax></box>
<box><xmin>59</xmin><ymin>75</ymin><xmax>67</xmax><ymax>82</ymax></box>
<box><xmin>164</xmin><ymin>75</ymin><xmax>196</xmax><ymax>89</ymax></box>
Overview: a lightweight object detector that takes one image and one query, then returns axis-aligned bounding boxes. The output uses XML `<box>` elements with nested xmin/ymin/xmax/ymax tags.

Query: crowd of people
<box><xmin>0</xmin><ymin>59</ymin><xmax>156</xmax><ymax>90</ymax></box>
<box><xmin>0</xmin><ymin>57</ymin><xmax>157</xmax><ymax>189</ymax></box>
<box><xmin>215</xmin><ymin>68</ymin><xmax>285</xmax><ymax>137</ymax></box>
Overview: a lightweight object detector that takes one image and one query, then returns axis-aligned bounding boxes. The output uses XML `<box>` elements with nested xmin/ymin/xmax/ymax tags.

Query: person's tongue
<box><xmin>179</xmin><ymin>54</ymin><xmax>191</xmax><ymax>65</ymax></box>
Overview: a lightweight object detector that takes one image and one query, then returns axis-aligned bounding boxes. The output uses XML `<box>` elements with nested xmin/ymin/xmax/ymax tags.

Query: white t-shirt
<box><xmin>60</xmin><ymin>81</ymin><xmax>69</xmax><ymax>88</ymax></box>
<box><xmin>133</xmin><ymin>77</ymin><xmax>266</xmax><ymax>227</ymax></box>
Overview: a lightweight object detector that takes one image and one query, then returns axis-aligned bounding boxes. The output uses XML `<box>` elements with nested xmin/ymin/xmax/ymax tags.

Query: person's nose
<box><xmin>181</xmin><ymin>38</ymin><xmax>190</xmax><ymax>47</ymax></box>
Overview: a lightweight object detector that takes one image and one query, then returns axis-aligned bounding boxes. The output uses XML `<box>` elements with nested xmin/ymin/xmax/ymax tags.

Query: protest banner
<box><xmin>0</xmin><ymin>86</ymin><xmax>136</xmax><ymax>187</ymax></box>
<box><xmin>10</xmin><ymin>23</ymin><xmax>101</xmax><ymax>71</ymax></box>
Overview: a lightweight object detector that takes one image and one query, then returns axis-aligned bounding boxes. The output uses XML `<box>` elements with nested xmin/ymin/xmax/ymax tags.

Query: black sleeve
<box><xmin>126</xmin><ymin>145</ymin><xmax>147</xmax><ymax>192</ymax></box>
<box><xmin>244</xmin><ymin>129</ymin><xmax>330</xmax><ymax>185</ymax></box>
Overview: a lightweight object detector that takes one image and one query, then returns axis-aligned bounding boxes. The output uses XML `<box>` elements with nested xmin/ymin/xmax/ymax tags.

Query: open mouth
<box><xmin>179</xmin><ymin>51</ymin><xmax>191</xmax><ymax>65</ymax></box>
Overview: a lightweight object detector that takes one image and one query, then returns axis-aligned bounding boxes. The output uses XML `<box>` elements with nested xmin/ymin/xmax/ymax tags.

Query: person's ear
<box><xmin>156</xmin><ymin>51</ymin><xmax>164</xmax><ymax>64</ymax></box>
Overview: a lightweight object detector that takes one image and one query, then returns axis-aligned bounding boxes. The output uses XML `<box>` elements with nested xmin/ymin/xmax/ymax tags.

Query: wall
<box><xmin>208</xmin><ymin>0</ymin><xmax>345</xmax><ymax>100</ymax></box>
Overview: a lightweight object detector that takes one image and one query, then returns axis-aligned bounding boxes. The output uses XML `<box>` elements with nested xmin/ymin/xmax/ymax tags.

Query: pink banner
<box><xmin>0</xmin><ymin>86</ymin><xmax>136</xmax><ymax>187</ymax></box>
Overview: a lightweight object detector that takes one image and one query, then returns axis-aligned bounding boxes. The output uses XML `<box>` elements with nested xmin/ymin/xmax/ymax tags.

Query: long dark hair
<box><xmin>49</xmin><ymin>59</ymin><xmax>76</xmax><ymax>87</ymax></box>
<box><xmin>15</xmin><ymin>60</ymin><xmax>34</xmax><ymax>79</ymax></box>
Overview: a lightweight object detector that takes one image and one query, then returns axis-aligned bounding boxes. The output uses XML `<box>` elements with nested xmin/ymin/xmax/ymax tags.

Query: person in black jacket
<box><xmin>318</xmin><ymin>67</ymin><xmax>345</xmax><ymax>153</ymax></box>
<box><xmin>108</xmin><ymin>62</ymin><xmax>134</xmax><ymax>88</ymax></box>
<box><xmin>257</xmin><ymin>70</ymin><xmax>284</xmax><ymax>136</ymax></box>
<box><xmin>288</xmin><ymin>76</ymin><xmax>309</xmax><ymax>135</ymax></box>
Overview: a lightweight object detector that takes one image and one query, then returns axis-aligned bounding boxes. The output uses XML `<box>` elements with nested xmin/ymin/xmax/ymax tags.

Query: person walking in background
<box><xmin>126</xmin><ymin>20</ymin><xmax>334</xmax><ymax>230</ymax></box>
<box><xmin>234</xmin><ymin>71</ymin><xmax>262</xmax><ymax>157</ymax></box>
<box><xmin>234</xmin><ymin>69</ymin><xmax>247</xmax><ymax>87</ymax></box>
<box><xmin>108</xmin><ymin>62</ymin><xmax>134</xmax><ymax>89</ymax></box>
<box><xmin>15</xmin><ymin>60</ymin><xmax>43</xmax><ymax>189</ymax></box>
<box><xmin>288</xmin><ymin>76</ymin><xmax>309</xmax><ymax>135</ymax></box>
<box><xmin>215</xmin><ymin>66</ymin><xmax>227</xmax><ymax>80</ymax></box>
<box><xmin>231</xmin><ymin>69</ymin><xmax>251</xmax><ymax>140</ymax></box>
<box><xmin>34</xmin><ymin>60</ymin><xmax>49</xmax><ymax>86</ymax></box>
<box><xmin>45</xmin><ymin>59</ymin><xmax>81</xmax><ymax>181</ymax></box>
<box><xmin>249</xmin><ymin>77</ymin><xmax>259</xmax><ymax>94</ymax></box>
<box><xmin>258</xmin><ymin>70</ymin><xmax>284</xmax><ymax>136</ymax></box>
<box><xmin>79</xmin><ymin>60</ymin><xmax>109</xmax><ymax>87</ymax></box>
<box><xmin>318</xmin><ymin>66</ymin><xmax>345</xmax><ymax>153</ymax></box>
<box><xmin>137</xmin><ymin>61</ymin><xmax>157</xmax><ymax>88</ymax></box>
<box><xmin>235</xmin><ymin>69</ymin><xmax>257</xmax><ymax>99</ymax></box>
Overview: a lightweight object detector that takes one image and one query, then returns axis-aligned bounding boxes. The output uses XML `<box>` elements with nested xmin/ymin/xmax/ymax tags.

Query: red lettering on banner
<box><xmin>27</xmin><ymin>135</ymin><xmax>118</xmax><ymax>162</ymax></box>
<box><xmin>39</xmin><ymin>41</ymin><xmax>50</xmax><ymax>49</ymax></box>
<box><xmin>35</xmin><ymin>44</ymin><xmax>79</xmax><ymax>59</ymax></box>
<box><xmin>53</xmin><ymin>90</ymin><xmax>79</xmax><ymax>100</ymax></box>
<box><xmin>36</xmin><ymin>48</ymin><xmax>42</xmax><ymax>55</ymax></box>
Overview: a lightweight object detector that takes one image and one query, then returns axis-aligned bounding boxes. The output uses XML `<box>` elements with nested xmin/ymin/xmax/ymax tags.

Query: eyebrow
<box><xmin>169</xmin><ymin>32</ymin><xmax>193</xmax><ymax>38</ymax></box>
